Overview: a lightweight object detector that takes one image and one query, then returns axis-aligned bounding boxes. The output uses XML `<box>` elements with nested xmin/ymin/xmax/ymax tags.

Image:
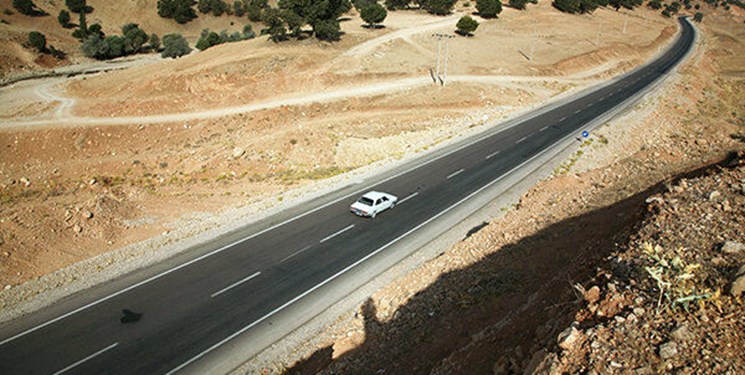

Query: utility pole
<box><xmin>529</xmin><ymin>22</ymin><xmax>536</xmax><ymax>61</ymax></box>
<box><xmin>432</xmin><ymin>33</ymin><xmax>454</xmax><ymax>86</ymax></box>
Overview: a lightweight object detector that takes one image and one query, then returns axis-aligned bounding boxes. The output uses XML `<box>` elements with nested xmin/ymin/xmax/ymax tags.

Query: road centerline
<box><xmin>320</xmin><ymin>225</ymin><xmax>355</xmax><ymax>243</ymax></box>
<box><xmin>398</xmin><ymin>192</ymin><xmax>419</xmax><ymax>204</ymax></box>
<box><xmin>52</xmin><ymin>342</ymin><xmax>119</xmax><ymax>375</ymax></box>
<box><xmin>539</xmin><ymin>126</ymin><xmax>549</xmax><ymax>132</ymax></box>
<box><xmin>280</xmin><ymin>245</ymin><xmax>313</xmax><ymax>264</ymax></box>
<box><xmin>447</xmin><ymin>169</ymin><xmax>465</xmax><ymax>179</ymax></box>
<box><xmin>516</xmin><ymin>136</ymin><xmax>528</xmax><ymax>144</ymax></box>
<box><xmin>211</xmin><ymin>272</ymin><xmax>262</xmax><ymax>298</ymax></box>
<box><xmin>485</xmin><ymin>150</ymin><xmax>501</xmax><ymax>159</ymax></box>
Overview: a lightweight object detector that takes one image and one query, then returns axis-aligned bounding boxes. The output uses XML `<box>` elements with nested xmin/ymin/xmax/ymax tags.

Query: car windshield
<box><xmin>357</xmin><ymin>197</ymin><xmax>374</xmax><ymax>206</ymax></box>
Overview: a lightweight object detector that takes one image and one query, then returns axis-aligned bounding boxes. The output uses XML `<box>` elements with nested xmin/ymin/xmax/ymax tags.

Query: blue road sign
<box><xmin>582</xmin><ymin>130</ymin><xmax>589</xmax><ymax>138</ymax></box>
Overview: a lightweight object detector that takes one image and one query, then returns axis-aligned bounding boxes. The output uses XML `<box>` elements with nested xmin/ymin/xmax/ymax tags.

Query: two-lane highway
<box><xmin>0</xmin><ymin>17</ymin><xmax>695</xmax><ymax>375</ymax></box>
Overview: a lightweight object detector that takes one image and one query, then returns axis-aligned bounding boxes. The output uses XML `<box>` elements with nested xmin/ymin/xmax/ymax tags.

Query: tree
<box><xmin>509</xmin><ymin>0</ymin><xmax>528</xmax><ymax>9</ymax></box>
<box><xmin>161</xmin><ymin>33</ymin><xmax>192</xmax><ymax>58</ymax></box>
<box><xmin>476</xmin><ymin>0</ymin><xmax>502</xmax><ymax>17</ymax></box>
<box><xmin>281</xmin><ymin>9</ymin><xmax>304</xmax><ymax>37</ymax></box>
<box><xmin>196</xmin><ymin>29</ymin><xmax>222</xmax><ymax>50</ymax></box>
<box><xmin>72</xmin><ymin>11</ymin><xmax>88</xmax><ymax>39</ymax></box>
<box><xmin>123</xmin><ymin>23</ymin><xmax>149</xmax><ymax>54</ymax></box>
<box><xmin>263</xmin><ymin>8</ymin><xmax>288</xmax><ymax>42</ymax></box>
<box><xmin>360</xmin><ymin>3</ymin><xmax>387</xmax><ymax>27</ymax></box>
<box><xmin>13</xmin><ymin>0</ymin><xmax>46</xmax><ymax>16</ymax></box>
<box><xmin>552</xmin><ymin>0</ymin><xmax>598</xmax><ymax>13</ymax></box>
<box><xmin>693</xmin><ymin>11</ymin><xmax>704</xmax><ymax>21</ymax></box>
<box><xmin>354</xmin><ymin>0</ymin><xmax>378</xmax><ymax>11</ymax></box>
<box><xmin>65</xmin><ymin>0</ymin><xmax>92</xmax><ymax>13</ymax></box>
<box><xmin>313</xmin><ymin>19</ymin><xmax>341</xmax><ymax>41</ymax></box>
<box><xmin>385</xmin><ymin>0</ymin><xmax>409</xmax><ymax>9</ymax></box>
<box><xmin>149</xmin><ymin>33</ymin><xmax>161</xmax><ymax>51</ymax></box>
<box><xmin>243</xmin><ymin>24</ymin><xmax>256</xmax><ymax>38</ymax></box>
<box><xmin>648</xmin><ymin>0</ymin><xmax>662</xmax><ymax>9</ymax></box>
<box><xmin>58</xmin><ymin>10</ymin><xmax>72</xmax><ymax>28</ymax></box>
<box><xmin>81</xmin><ymin>34</ymin><xmax>108</xmax><ymax>59</ymax></box>
<box><xmin>233</xmin><ymin>0</ymin><xmax>247</xmax><ymax>16</ymax></box>
<box><xmin>158</xmin><ymin>0</ymin><xmax>198</xmax><ymax>23</ymax></box>
<box><xmin>246</xmin><ymin>0</ymin><xmax>267</xmax><ymax>21</ymax></box>
<box><xmin>28</xmin><ymin>31</ymin><xmax>47</xmax><ymax>52</ymax></box>
<box><xmin>421</xmin><ymin>0</ymin><xmax>457</xmax><ymax>15</ymax></box>
<box><xmin>456</xmin><ymin>15</ymin><xmax>479</xmax><ymax>36</ymax></box>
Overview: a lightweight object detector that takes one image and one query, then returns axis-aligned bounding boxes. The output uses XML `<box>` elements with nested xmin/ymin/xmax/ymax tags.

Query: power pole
<box><xmin>432</xmin><ymin>33</ymin><xmax>454</xmax><ymax>86</ymax></box>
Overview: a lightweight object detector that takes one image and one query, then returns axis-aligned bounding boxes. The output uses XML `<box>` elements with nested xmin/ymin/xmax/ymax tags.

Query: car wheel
<box><xmin>371</xmin><ymin>211</ymin><xmax>377</xmax><ymax>218</ymax></box>
<box><xmin>390</xmin><ymin>202</ymin><xmax>395</xmax><ymax>209</ymax></box>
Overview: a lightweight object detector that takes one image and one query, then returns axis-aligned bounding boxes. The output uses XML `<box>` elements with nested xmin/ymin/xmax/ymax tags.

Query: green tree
<box><xmin>233</xmin><ymin>0</ymin><xmax>247</xmax><ymax>16</ymax></box>
<box><xmin>476</xmin><ymin>0</ymin><xmax>502</xmax><ymax>17</ymax></box>
<box><xmin>81</xmin><ymin>34</ymin><xmax>107</xmax><ymax>58</ymax></box>
<box><xmin>162</xmin><ymin>33</ymin><xmax>192</xmax><ymax>58</ymax></box>
<box><xmin>104</xmin><ymin>35</ymin><xmax>125</xmax><ymax>57</ymax></box>
<box><xmin>242</xmin><ymin>24</ymin><xmax>256</xmax><ymax>38</ymax></box>
<box><xmin>313</xmin><ymin>19</ymin><xmax>341</xmax><ymax>41</ymax></box>
<box><xmin>421</xmin><ymin>0</ymin><xmax>457</xmax><ymax>15</ymax></box>
<box><xmin>198</xmin><ymin>0</ymin><xmax>212</xmax><ymax>13</ymax></box>
<box><xmin>13</xmin><ymin>0</ymin><xmax>46</xmax><ymax>16</ymax></box>
<box><xmin>385</xmin><ymin>0</ymin><xmax>409</xmax><ymax>9</ymax></box>
<box><xmin>123</xmin><ymin>23</ymin><xmax>148</xmax><ymax>54</ymax></box>
<box><xmin>354</xmin><ymin>0</ymin><xmax>377</xmax><ymax>11</ymax></box>
<box><xmin>196</xmin><ymin>29</ymin><xmax>222</xmax><ymax>50</ymax></box>
<box><xmin>58</xmin><ymin>10</ymin><xmax>72</xmax><ymax>28</ymax></box>
<box><xmin>88</xmin><ymin>23</ymin><xmax>103</xmax><ymax>38</ymax></box>
<box><xmin>72</xmin><ymin>11</ymin><xmax>88</xmax><ymax>39</ymax></box>
<box><xmin>149</xmin><ymin>33</ymin><xmax>161</xmax><ymax>51</ymax></box>
<box><xmin>456</xmin><ymin>15</ymin><xmax>478</xmax><ymax>36</ymax></box>
<box><xmin>246</xmin><ymin>0</ymin><xmax>268</xmax><ymax>21</ymax></box>
<box><xmin>158</xmin><ymin>0</ymin><xmax>198</xmax><ymax>23</ymax></box>
<box><xmin>648</xmin><ymin>0</ymin><xmax>662</xmax><ymax>9</ymax></box>
<box><xmin>693</xmin><ymin>11</ymin><xmax>704</xmax><ymax>21</ymax></box>
<box><xmin>552</xmin><ymin>0</ymin><xmax>598</xmax><ymax>13</ymax></box>
<box><xmin>28</xmin><ymin>31</ymin><xmax>47</xmax><ymax>52</ymax></box>
<box><xmin>65</xmin><ymin>0</ymin><xmax>92</xmax><ymax>13</ymax></box>
<box><xmin>360</xmin><ymin>3</ymin><xmax>387</xmax><ymax>27</ymax></box>
<box><xmin>509</xmin><ymin>0</ymin><xmax>527</xmax><ymax>9</ymax></box>
<box><xmin>281</xmin><ymin>9</ymin><xmax>304</xmax><ymax>37</ymax></box>
<box><xmin>262</xmin><ymin>8</ymin><xmax>287</xmax><ymax>42</ymax></box>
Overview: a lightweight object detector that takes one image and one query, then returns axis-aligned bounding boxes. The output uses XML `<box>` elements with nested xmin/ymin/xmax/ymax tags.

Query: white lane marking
<box><xmin>539</xmin><ymin>126</ymin><xmax>549</xmax><ymax>132</ymax></box>
<box><xmin>447</xmin><ymin>169</ymin><xmax>465</xmax><ymax>179</ymax></box>
<box><xmin>485</xmin><ymin>150</ymin><xmax>501</xmax><ymax>159</ymax></box>
<box><xmin>573</xmin><ymin>109</ymin><xmax>582</xmax><ymax>114</ymax></box>
<box><xmin>0</xmin><ymin>113</ymin><xmax>507</xmax><ymax>347</ymax></box>
<box><xmin>53</xmin><ymin>343</ymin><xmax>119</xmax><ymax>375</ymax></box>
<box><xmin>587</xmin><ymin>101</ymin><xmax>595</xmax><ymax>107</ymax></box>
<box><xmin>210</xmin><ymin>272</ymin><xmax>262</xmax><ymax>298</ymax></box>
<box><xmin>165</xmin><ymin>134</ymin><xmax>562</xmax><ymax>375</ymax></box>
<box><xmin>280</xmin><ymin>245</ymin><xmax>313</xmax><ymax>264</ymax></box>
<box><xmin>320</xmin><ymin>225</ymin><xmax>355</xmax><ymax>243</ymax></box>
<box><xmin>516</xmin><ymin>136</ymin><xmax>527</xmax><ymax>144</ymax></box>
<box><xmin>559</xmin><ymin>116</ymin><xmax>567</xmax><ymax>122</ymax></box>
<box><xmin>398</xmin><ymin>192</ymin><xmax>419</xmax><ymax>204</ymax></box>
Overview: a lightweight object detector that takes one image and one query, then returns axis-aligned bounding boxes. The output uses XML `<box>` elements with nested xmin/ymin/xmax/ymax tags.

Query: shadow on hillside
<box><xmin>286</xmin><ymin>156</ymin><xmax>735</xmax><ymax>374</ymax></box>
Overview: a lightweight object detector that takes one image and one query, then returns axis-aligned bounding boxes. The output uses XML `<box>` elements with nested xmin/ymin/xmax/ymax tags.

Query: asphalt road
<box><xmin>0</xmin><ymin>17</ymin><xmax>695</xmax><ymax>375</ymax></box>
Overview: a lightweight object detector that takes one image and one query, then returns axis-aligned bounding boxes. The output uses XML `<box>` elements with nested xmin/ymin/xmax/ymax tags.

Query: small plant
<box><xmin>642</xmin><ymin>243</ymin><xmax>713</xmax><ymax>312</ymax></box>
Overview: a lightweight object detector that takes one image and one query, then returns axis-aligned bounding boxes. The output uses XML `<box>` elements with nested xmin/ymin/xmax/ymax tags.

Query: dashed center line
<box><xmin>53</xmin><ymin>343</ymin><xmax>119</xmax><ymax>375</ymax></box>
<box><xmin>398</xmin><ymin>192</ymin><xmax>419</xmax><ymax>204</ymax></box>
<box><xmin>281</xmin><ymin>245</ymin><xmax>313</xmax><ymax>263</ymax></box>
<box><xmin>516</xmin><ymin>136</ymin><xmax>527</xmax><ymax>144</ymax></box>
<box><xmin>211</xmin><ymin>271</ymin><xmax>262</xmax><ymax>298</ymax></box>
<box><xmin>539</xmin><ymin>126</ymin><xmax>549</xmax><ymax>132</ymax></box>
<box><xmin>320</xmin><ymin>224</ymin><xmax>355</xmax><ymax>243</ymax></box>
<box><xmin>485</xmin><ymin>150</ymin><xmax>501</xmax><ymax>159</ymax></box>
<box><xmin>447</xmin><ymin>168</ymin><xmax>465</xmax><ymax>179</ymax></box>
<box><xmin>573</xmin><ymin>109</ymin><xmax>582</xmax><ymax>114</ymax></box>
<box><xmin>559</xmin><ymin>116</ymin><xmax>567</xmax><ymax>122</ymax></box>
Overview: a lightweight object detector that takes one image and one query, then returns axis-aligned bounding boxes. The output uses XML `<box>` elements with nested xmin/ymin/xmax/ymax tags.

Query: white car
<box><xmin>350</xmin><ymin>191</ymin><xmax>398</xmax><ymax>218</ymax></box>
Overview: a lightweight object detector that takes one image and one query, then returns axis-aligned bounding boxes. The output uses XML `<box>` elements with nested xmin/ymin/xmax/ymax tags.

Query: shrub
<box><xmin>122</xmin><ymin>23</ymin><xmax>148</xmax><ymax>54</ymax></box>
<box><xmin>553</xmin><ymin>0</ymin><xmax>598</xmax><ymax>13</ymax></box>
<box><xmin>456</xmin><ymin>15</ymin><xmax>478</xmax><ymax>36</ymax></box>
<box><xmin>158</xmin><ymin>0</ymin><xmax>198</xmax><ymax>23</ymax></box>
<box><xmin>161</xmin><ymin>33</ymin><xmax>192</xmax><ymax>58</ymax></box>
<box><xmin>246</xmin><ymin>0</ymin><xmax>267</xmax><ymax>21</ymax></box>
<box><xmin>233</xmin><ymin>0</ymin><xmax>247</xmax><ymax>16</ymax></box>
<box><xmin>693</xmin><ymin>11</ymin><xmax>704</xmax><ymax>21</ymax></box>
<box><xmin>149</xmin><ymin>33</ymin><xmax>161</xmax><ymax>51</ymax></box>
<box><xmin>196</xmin><ymin>30</ymin><xmax>222</xmax><ymax>50</ymax></box>
<box><xmin>242</xmin><ymin>24</ymin><xmax>256</xmax><ymax>38</ymax></box>
<box><xmin>353</xmin><ymin>0</ymin><xmax>377</xmax><ymax>10</ymax></box>
<box><xmin>648</xmin><ymin>0</ymin><xmax>662</xmax><ymax>9</ymax></box>
<box><xmin>476</xmin><ymin>0</ymin><xmax>502</xmax><ymax>17</ymax></box>
<box><xmin>28</xmin><ymin>31</ymin><xmax>47</xmax><ymax>52</ymax></box>
<box><xmin>509</xmin><ymin>0</ymin><xmax>528</xmax><ymax>9</ymax></box>
<box><xmin>65</xmin><ymin>0</ymin><xmax>92</xmax><ymax>13</ymax></box>
<box><xmin>360</xmin><ymin>3</ymin><xmax>387</xmax><ymax>27</ymax></box>
<box><xmin>262</xmin><ymin>9</ymin><xmax>287</xmax><ymax>42</ymax></box>
<box><xmin>421</xmin><ymin>0</ymin><xmax>457</xmax><ymax>14</ymax></box>
<box><xmin>13</xmin><ymin>0</ymin><xmax>46</xmax><ymax>16</ymax></box>
<box><xmin>313</xmin><ymin>19</ymin><xmax>341</xmax><ymax>41</ymax></box>
<box><xmin>385</xmin><ymin>0</ymin><xmax>410</xmax><ymax>9</ymax></box>
<box><xmin>58</xmin><ymin>10</ymin><xmax>72</xmax><ymax>27</ymax></box>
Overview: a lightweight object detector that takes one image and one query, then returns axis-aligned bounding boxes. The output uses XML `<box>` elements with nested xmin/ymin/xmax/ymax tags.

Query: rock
<box><xmin>584</xmin><ymin>285</ymin><xmax>600</xmax><ymax>304</ymax></box>
<box><xmin>721</xmin><ymin>200</ymin><xmax>731</xmax><ymax>212</ymax></box>
<box><xmin>557</xmin><ymin>324</ymin><xmax>581</xmax><ymax>351</ymax></box>
<box><xmin>2</xmin><ymin>251</ymin><xmax>9</xmax><ymax>257</ymax></box>
<box><xmin>671</xmin><ymin>325</ymin><xmax>693</xmax><ymax>342</ymax></box>
<box><xmin>659</xmin><ymin>341</ymin><xmax>679</xmax><ymax>360</ymax></box>
<box><xmin>4</xmin><ymin>285</ymin><xmax>10</xmax><ymax>290</ymax></box>
<box><xmin>708</xmin><ymin>190</ymin><xmax>721</xmax><ymax>201</ymax></box>
<box><xmin>729</xmin><ymin>265</ymin><xmax>745</xmax><ymax>297</ymax></box>
<box><xmin>20</xmin><ymin>177</ymin><xmax>31</xmax><ymax>187</ymax></box>
<box><xmin>82</xmin><ymin>210</ymin><xmax>93</xmax><ymax>219</ymax></box>
<box><xmin>721</xmin><ymin>241</ymin><xmax>745</xmax><ymax>254</ymax></box>
<box><xmin>89</xmin><ymin>178</ymin><xmax>97</xmax><ymax>186</ymax></box>
<box><xmin>73</xmin><ymin>225</ymin><xmax>82</xmax><ymax>233</ymax></box>
<box><xmin>232</xmin><ymin>147</ymin><xmax>246</xmax><ymax>159</ymax></box>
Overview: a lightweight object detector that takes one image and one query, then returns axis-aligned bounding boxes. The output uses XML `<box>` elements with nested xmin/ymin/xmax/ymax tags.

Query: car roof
<box><xmin>361</xmin><ymin>191</ymin><xmax>387</xmax><ymax>200</ymax></box>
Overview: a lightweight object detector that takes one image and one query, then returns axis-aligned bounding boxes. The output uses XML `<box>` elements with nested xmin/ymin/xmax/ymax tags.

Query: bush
<box><xmin>421</xmin><ymin>0</ymin><xmax>457</xmax><ymax>14</ymax></box>
<box><xmin>509</xmin><ymin>0</ymin><xmax>528</xmax><ymax>9</ymax></box>
<box><xmin>161</xmin><ymin>33</ymin><xmax>192</xmax><ymax>58</ymax></box>
<box><xmin>553</xmin><ymin>0</ymin><xmax>598</xmax><ymax>13</ymax></box>
<box><xmin>243</xmin><ymin>24</ymin><xmax>256</xmax><ymax>38</ymax></box>
<box><xmin>13</xmin><ymin>0</ymin><xmax>46</xmax><ymax>16</ymax></box>
<box><xmin>233</xmin><ymin>0</ymin><xmax>247</xmax><ymax>16</ymax></box>
<box><xmin>360</xmin><ymin>3</ymin><xmax>387</xmax><ymax>27</ymax></box>
<box><xmin>246</xmin><ymin>0</ymin><xmax>267</xmax><ymax>21</ymax></box>
<box><xmin>58</xmin><ymin>10</ymin><xmax>72</xmax><ymax>28</ymax></box>
<box><xmin>65</xmin><ymin>0</ymin><xmax>92</xmax><ymax>13</ymax></box>
<box><xmin>149</xmin><ymin>33</ymin><xmax>161</xmax><ymax>51</ymax></box>
<box><xmin>385</xmin><ymin>0</ymin><xmax>410</xmax><ymax>9</ymax></box>
<box><xmin>28</xmin><ymin>31</ymin><xmax>46</xmax><ymax>52</ymax></box>
<box><xmin>122</xmin><ymin>23</ymin><xmax>149</xmax><ymax>54</ymax></box>
<box><xmin>456</xmin><ymin>15</ymin><xmax>478</xmax><ymax>36</ymax></box>
<box><xmin>158</xmin><ymin>0</ymin><xmax>198</xmax><ymax>23</ymax></box>
<box><xmin>648</xmin><ymin>0</ymin><xmax>662</xmax><ymax>9</ymax></box>
<box><xmin>693</xmin><ymin>11</ymin><xmax>704</xmax><ymax>21</ymax></box>
<box><xmin>313</xmin><ymin>19</ymin><xmax>341</xmax><ymax>41</ymax></box>
<box><xmin>196</xmin><ymin>30</ymin><xmax>222</xmax><ymax>50</ymax></box>
<box><xmin>476</xmin><ymin>0</ymin><xmax>502</xmax><ymax>17</ymax></box>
